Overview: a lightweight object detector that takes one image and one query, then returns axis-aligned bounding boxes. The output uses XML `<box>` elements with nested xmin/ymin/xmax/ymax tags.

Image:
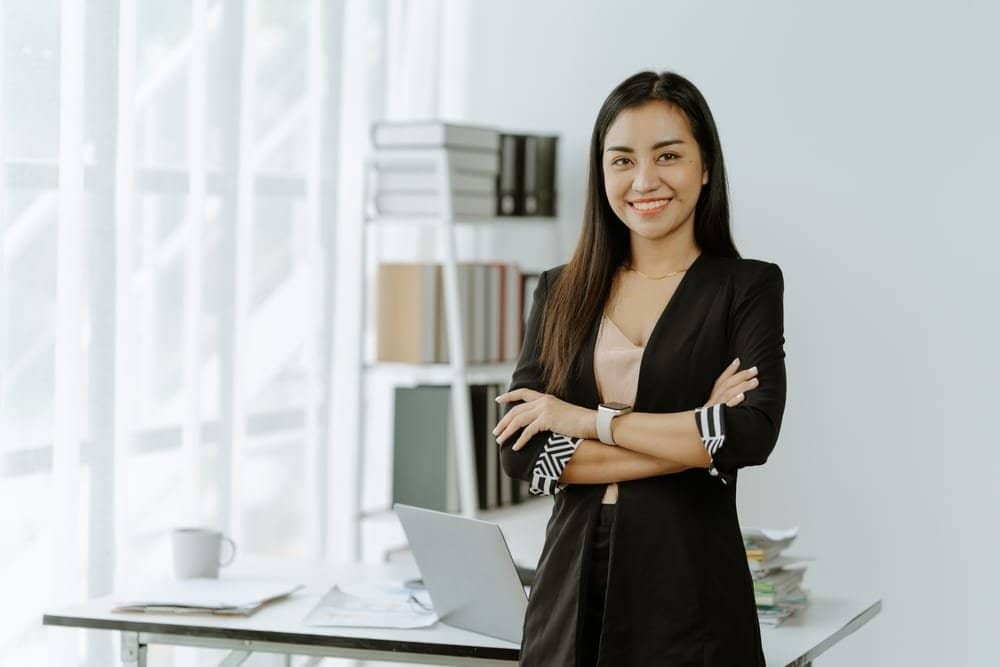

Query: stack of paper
<box><xmin>112</xmin><ymin>578</ymin><xmax>304</xmax><ymax>616</ymax></box>
<box><xmin>742</xmin><ymin>527</ymin><xmax>811</xmax><ymax>627</ymax></box>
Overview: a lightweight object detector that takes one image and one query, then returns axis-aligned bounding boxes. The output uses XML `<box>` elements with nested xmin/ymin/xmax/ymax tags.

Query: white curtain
<box><xmin>0</xmin><ymin>0</ymin><xmax>371</xmax><ymax>664</ymax></box>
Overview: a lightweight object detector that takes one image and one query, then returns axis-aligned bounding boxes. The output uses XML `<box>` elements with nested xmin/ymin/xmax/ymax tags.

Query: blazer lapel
<box><xmin>634</xmin><ymin>252</ymin><xmax>714</xmax><ymax>411</ymax></box>
<box><xmin>573</xmin><ymin>312</ymin><xmax>602</xmax><ymax>409</ymax></box>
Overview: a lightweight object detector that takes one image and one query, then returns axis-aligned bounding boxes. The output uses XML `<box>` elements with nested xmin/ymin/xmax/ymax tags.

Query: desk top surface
<box><xmin>43</xmin><ymin>559</ymin><xmax>881</xmax><ymax>665</ymax></box>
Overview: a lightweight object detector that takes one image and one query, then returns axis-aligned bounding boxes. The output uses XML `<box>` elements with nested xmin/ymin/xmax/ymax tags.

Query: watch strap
<box><xmin>597</xmin><ymin>407</ymin><xmax>615</xmax><ymax>445</ymax></box>
<box><xmin>596</xmin><ymin>404</ymin><xmax>631</xmax><ymax>445</ymax></box>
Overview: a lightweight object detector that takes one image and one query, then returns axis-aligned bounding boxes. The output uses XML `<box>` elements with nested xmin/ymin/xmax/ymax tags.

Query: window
<box><xmin>0</xmin><ymin>1</ymin><xmax>346</xmax><ymax>663</ymax></box>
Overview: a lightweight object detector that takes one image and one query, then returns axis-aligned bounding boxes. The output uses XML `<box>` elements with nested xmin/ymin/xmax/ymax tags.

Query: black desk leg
<box><xmin>121</xmin><ymin>631</ymin><xmax>147</xmax><ymax>666</ymax></box>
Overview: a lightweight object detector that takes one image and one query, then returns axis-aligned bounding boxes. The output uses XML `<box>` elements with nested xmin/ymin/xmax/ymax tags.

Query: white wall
<box><xmin>456</xmin><ymin>1</ymin><xmax>1000</xmax><ymax>664</ymax></box>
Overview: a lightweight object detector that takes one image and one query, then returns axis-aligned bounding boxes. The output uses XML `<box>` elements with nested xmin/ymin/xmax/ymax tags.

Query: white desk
<box><xmin>43</xmin><ymin>559</ymin><xmax>881</xmax><ymax>666</ymax></box>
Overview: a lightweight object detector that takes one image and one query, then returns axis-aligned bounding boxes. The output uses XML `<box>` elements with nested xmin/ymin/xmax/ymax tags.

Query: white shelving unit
<box><xmin>356</xmin><ymin>146</ymin><xmax>557</xmax><ymax>560</ymax></box>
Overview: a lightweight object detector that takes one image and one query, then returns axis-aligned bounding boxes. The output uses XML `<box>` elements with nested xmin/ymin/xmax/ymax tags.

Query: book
<box><xmin>458</xmin><ymin>263</ymin><xmax>476</xmax><ymax>363</ymax></box>
<box><xmin>493</xmin><ymin>383</ymin><xmax>508</xmax><ymax>506</ymax></box>
<box><xmin>534</xmin><ymin>135</ymin><xmax>558</xmax><ymax>217</ymax></box>
<box><xmin>374</xmin><ymin>192</ymin><xmax>495</xmax><ymax>217</ymax></box>
<box><xmin>484</xmin><ymin>264</ymin><xmax>496</xmax><ymax>361</ymax></box>
<box><xmin>372</xmin><ymin>148</ymin><xmax>501</xmax><ymax>176</ymax></box>
<box><xmin>471</xmin><ymin>264</ymin><xmax>486</xmax><ymax>363</ymax></box>
<box><xmin>470</xmin><ymin>384</ymin><xmax>491</xmax><ymax>510</ymax></box>
<box><xmin>753</xmin><ymin>568</ymin><xmax>805</xmax><ymax>596</ymax></box>
<box><xmin>743</xmin><ymin>526</ymin><xmax>798</xmax><ymax>562</ymax></box>
<box><xmin>523</xmin><ymin>135</ymin><xmax>539</xmax><ymax>215</ymax></box>
<box><xmin>372</xmin><ymin>121</ymin><xmax>501</xmax><ymax>152</ymax></box>
<box><xmin>392</xmin><ymin>385</ymin><xmax>459</xmax><ymax>513</ymax></box>
<box><xmin>502</xmin><ymin>264</ymin><xmax>522</xmax><ymax>361</ymax></box>
<box><xmin>748</xmin><ymin>554</ymin><xmax>814</xmax><ymax>576</ymax></box>
<box><xmin>376</xmin><ymin>263</ymin><xmax>440</xmax><ymax>363</ymax></box>
<box><xmin>375</xmin><ymin>169</ymin><xmax>497</xmax><ymax>194</ymax></box>
<box><xmin>497</xmin><ymin>133</ymin><xmax>523</xmax><ymax>215</ymax></box>
<box><xmin>485</xmin><ymin>384</ymin><xmax>500</xmax><ymax>509</ymax></box>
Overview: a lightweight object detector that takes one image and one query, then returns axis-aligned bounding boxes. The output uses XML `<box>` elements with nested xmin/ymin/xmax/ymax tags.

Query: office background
<box><xmin>2</xmin><ymin>0</ymin><xmax>997</xmax><ymax>665</ymax></box>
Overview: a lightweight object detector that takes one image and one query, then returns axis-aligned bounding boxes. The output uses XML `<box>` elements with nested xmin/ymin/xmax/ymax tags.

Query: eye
<box><xmin>611</xmin><ymin>156</ymin><xmax>631</xmax><ymax>167</ymax></box>
<box><xmin>658</xmin><ymin>152</ymin><xmax>679</xmax><ymax>161</ymax></box>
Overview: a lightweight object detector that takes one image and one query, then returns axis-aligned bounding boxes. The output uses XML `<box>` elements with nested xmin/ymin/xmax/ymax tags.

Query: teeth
<box><xmin>632</xmin><ymin>199</ymin><xmax>669</xmax><ymax>211</ymax></box>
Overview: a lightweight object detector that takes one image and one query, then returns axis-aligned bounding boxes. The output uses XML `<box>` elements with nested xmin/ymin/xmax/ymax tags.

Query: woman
<box><xmin>494</xmin><ymin>70</ymin><xmax>786</xmax><ymax>666</ymax></box>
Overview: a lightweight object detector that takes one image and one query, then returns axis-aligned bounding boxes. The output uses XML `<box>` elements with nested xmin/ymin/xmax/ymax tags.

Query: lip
<box><xmin>627</xmin><ymin>198</ymin><xmax>672</xmax><ymax>216</ymax></box>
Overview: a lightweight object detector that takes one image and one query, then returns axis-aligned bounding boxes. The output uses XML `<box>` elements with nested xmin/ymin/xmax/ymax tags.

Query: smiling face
<box><xmin>602</xmin><ymin>100</ymin><xmax>709</xmax><ymax>244</ymax></box>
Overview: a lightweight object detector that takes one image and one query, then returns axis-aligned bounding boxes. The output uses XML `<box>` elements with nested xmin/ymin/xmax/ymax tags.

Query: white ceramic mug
<box><xmin>171</xmin><ymin>528</ymin><xmax>236</xmax><ymax>579</ymax></box>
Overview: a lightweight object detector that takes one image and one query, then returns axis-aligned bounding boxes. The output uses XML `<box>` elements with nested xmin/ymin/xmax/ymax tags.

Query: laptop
<box><xmin>394</xmin><ymin>503</ymin><xmax>531</xmax><ymax>643</ymax></box>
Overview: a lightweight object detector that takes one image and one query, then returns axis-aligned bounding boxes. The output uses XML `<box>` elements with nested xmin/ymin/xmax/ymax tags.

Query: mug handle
<box><xmin>219</xmin><ymin>536</ymin><xmax>237</xmax><ymax>567</ymax></box>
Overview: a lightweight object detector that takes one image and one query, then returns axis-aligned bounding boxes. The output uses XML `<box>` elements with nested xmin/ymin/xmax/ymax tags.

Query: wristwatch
<box><xmin>596</xmin><ymin>402</ymin><xmax>633</xmax><ymax>445</ymax></box>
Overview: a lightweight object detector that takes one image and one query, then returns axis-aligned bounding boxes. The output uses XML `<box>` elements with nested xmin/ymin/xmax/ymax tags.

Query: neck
<box><xmin>627</xmin><ymin>226</ymin><xmax>700</xmax><ymax>275</ymax></box>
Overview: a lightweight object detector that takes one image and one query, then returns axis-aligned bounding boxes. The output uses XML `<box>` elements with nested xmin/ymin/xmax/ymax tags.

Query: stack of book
<box><xmin>370</xmin><ymin>121</ymin><xmax>500</xmax><ymax>217</ymax></box>
<box><xmin>391</xmin><ymin>383</ymin><xmax>530</xmax><ymax>513</ymax></box>
<box><xmin>743</xmin><ymin>527</ymin><xmax>811</xmax><ymax>627</ymax></box>
<box><xmin>377</xmin><ymin>262</ymin><xmax>533</xmax><ymax>364</ymax></box>
<box><xmin>369</xmin><ymin>120</ymin><xmax>558</xmax><ymax>218</ymax></box>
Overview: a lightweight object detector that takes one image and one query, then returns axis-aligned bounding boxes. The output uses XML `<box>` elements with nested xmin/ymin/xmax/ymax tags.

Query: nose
<box><xmin>631</xmin><ymin>159</ymin><xmax>660</xmax><ymax>194</ymax></box>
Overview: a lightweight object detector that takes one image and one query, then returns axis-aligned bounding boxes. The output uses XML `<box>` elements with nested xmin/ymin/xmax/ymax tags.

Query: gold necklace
<box><xmin>624</xmin><ymin>261</ymin><xmax>691</xmax><ymax>280</ymax></box>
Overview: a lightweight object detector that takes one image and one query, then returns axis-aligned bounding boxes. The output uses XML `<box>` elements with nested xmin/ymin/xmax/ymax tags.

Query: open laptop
<box><xmin>394</xmin><ymin>503</ymin><xmax>531</xmax><ymax>643</ymax></box>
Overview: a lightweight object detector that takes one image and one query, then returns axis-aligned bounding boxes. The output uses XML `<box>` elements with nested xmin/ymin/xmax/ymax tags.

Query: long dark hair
<box><xmin>540</xmin><ymin>70</ymin><xmax>740</xmax><ymax>397</ymax></box>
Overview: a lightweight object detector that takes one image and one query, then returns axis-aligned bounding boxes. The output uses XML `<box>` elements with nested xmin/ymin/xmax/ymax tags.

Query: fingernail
<box><xmin>732</xmin><ymin>357</ymin><xmax>740</xmax><ymax>366</ymax></box>
<box><xmin>738</xmin><ymin>393</ymin><xmax>745</xmax><ymax>400</ymax></box>
<box><xmin>750</xmin><ymin>366</ymin><xmax>757</xmax><ymax>373</ymax></box>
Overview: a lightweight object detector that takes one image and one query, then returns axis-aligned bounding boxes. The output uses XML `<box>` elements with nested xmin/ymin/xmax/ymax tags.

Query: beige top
<box><xmin>594</xmin><ymin>313</ymin><xmax>644</xmax><ymax>504</ymax></box>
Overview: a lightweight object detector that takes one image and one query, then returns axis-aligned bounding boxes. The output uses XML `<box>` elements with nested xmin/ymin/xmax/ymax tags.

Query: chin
<box><xmin>625</xmin><ymin>220</ymin><xmax>680</xmax><ymax>240</ymax></box>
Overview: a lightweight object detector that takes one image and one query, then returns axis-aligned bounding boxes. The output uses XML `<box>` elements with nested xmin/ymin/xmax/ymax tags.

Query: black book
<box><xmin>497</xmin><ymin>133</ymin><xmax>526</xmax><ymax>216</ymax></box>
<box><xmin>470</xmin><ymin>384</ymin><xmax>490</xmax><ymax>510</ymax></box>
<box><xmin>535</xmin><ymin>135</ymin><xmax>558</xmax><ymax>217</ymax></box>
<box><xmin>510</xmin><ymin>389</ymin><xmax>522</xmax><ymax>504</ymax></box>
<box><xmin>493</xmin><ymin>383</ymin><xmax>508</xmax><ymax>506</ymax></box>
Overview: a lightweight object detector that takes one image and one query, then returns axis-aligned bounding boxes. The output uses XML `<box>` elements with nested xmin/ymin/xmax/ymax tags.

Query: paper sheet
<box><xmin>112</xmin><ymin>578</ymin><xmax>303</xmax><ymax>614</ymax></box>
<box><xmin>743</xmin><ymin>526</ymin><xmax>800</xmax><ymax>543</ymax></box>
<box><xmin>303</xmin><ymin>581</ymin><xmax>438</xmax><ymax>629</ymax></box>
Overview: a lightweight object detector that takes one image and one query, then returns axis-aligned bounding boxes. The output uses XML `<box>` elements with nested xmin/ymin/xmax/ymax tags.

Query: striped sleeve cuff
<box><xmin>529</xmin><ymin>433</ymin><xmax>582</xmax><ymax>496</ymax></box>
<box><xmin>694</xmin><ymin>404</ymin><xmax>729</xmax><ymax>485</ymax></box>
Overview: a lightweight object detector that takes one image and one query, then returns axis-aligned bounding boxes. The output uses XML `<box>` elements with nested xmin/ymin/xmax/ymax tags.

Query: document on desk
<box><xmin>303</xmin><ymin>580</ymin><xmax>438</xmax><ymax>629</ymax></box>
<box><xmin>111</xmin><ymin>578</ymin><xmax>304</xmax><ymax>616</ymax></box>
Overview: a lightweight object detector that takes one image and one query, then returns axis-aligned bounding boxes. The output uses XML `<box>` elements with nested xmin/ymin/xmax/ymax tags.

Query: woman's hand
<box><xmin>706</xmin><ymin>357</ymin><xmax>759</xmax><ymax>407</ymax></box>
<box><xmin>493</xmin><ymin>389</ymin><xmax>596</xmax><ymax>451</ymax></box>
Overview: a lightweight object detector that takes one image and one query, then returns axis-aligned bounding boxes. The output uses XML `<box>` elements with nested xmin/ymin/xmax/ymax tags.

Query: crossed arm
<box><xmin>558</xmin><ymin>436</ymin><xmax>698</xmax><ymax>485</ymax></box>
<box><xmin>557</xmin><ymin>409</ymin><xmax>712</xmax><ymax>484</ymax></box>
<box><xmin>501</xmin><ymin>403</ymin><xmax>712</xmax><ymax>485</ymax></box>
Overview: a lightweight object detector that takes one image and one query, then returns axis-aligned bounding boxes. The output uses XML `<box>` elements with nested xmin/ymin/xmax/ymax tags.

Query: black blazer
<box><xmin>499</xmin><ymin>252</ymin><xmax>786</xmax><ymax>666</ymax></box>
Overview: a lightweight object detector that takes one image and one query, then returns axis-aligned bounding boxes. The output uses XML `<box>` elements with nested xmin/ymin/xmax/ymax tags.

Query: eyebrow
<box><xmin>605</xmin><ymin>139</ymin><xmax>685</xmax><ymax>153</ymax></box>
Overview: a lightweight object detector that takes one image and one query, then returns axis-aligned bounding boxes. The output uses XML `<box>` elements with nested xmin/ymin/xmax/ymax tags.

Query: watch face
<box><xmin>601</xmin><ymin>402</ymin><xmax>632</xmax><ymax>412</ymax></box>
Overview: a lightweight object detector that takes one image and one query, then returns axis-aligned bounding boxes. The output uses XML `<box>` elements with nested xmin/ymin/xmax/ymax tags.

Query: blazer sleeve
<box><xmin>498</xmin><ymin>269</ymin><xmax>583</xmax><ymax>496</ymax></box>
<box><xmin>694</xmin><ymin>262</ymin><xmax>787</xmax><ymax>485</ymax></box>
